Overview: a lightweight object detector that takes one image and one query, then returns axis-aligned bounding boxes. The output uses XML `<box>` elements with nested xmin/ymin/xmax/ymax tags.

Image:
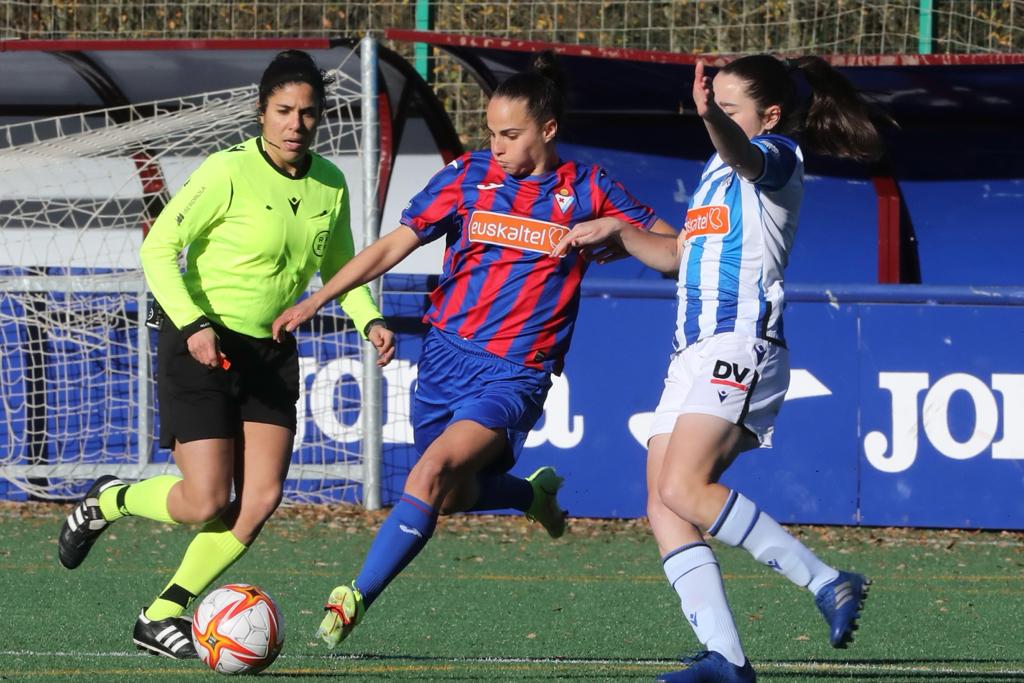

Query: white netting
<box><xmin>4</xmin><ymin>1</ymin><xmax>1022</xmax><ymax>53</ymax></box>
<box><xmin>0</xmin><ymin>49</ymin><xmax>374</xmax><ymax>503</ymax></box>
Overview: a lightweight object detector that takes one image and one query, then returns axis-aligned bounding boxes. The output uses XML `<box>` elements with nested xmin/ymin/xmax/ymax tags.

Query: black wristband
<box><xmin>363</xmin><ymin>318</ymin><xmax>387</xmax><ymax>337</ymax></box>
<box><xmin>181</xmin><ymin>316</ymin><xmax>213</xmax><ymax>339</ymax></box>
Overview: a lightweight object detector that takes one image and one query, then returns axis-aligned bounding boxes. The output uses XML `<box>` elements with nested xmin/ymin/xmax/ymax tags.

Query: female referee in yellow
<box><xmin>56</xmin><ymin>50</ymin><xmax>395</xmax><ymax>658</ymax></box>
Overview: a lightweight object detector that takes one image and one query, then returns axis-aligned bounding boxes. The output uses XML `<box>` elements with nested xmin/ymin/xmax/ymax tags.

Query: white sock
<box><xmin>710</xmin><ymin>489</ymin><xmax>839</xmax><ymax>595</ymax></box>
<box><xmin>662</xmin><ymin>542</ymin><xmax>746</xmax><ymax>668</ymax></box>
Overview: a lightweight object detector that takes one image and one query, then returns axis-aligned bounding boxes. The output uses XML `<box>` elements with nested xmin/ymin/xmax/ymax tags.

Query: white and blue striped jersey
<box><xmin>675</xmin><ymin>134</ymin><xmax>803</xmax><ymax>350</ymax></box>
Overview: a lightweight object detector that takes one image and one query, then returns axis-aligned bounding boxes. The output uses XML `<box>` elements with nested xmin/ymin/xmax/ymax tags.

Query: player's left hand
<box><xmin>692</xmin><ymin>59</ymin><xmax>718</xmax><ymax>119</ymax></box>
<box><xmin>550</xmin><ymin>217</ymin><xmax>624</xmax><ymax>258</ymax></box>
<box><xmin>368</xmin><ymin>324</ymin><xmax>396</xmax><ymax>366</ymax></box>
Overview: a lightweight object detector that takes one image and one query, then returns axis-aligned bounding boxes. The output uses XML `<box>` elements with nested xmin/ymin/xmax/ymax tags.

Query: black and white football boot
<box><xmin>57</xmin><ymin>475</ymin><xmax>126</xmax><ymax>569</ymax></box>
<box><xmin>133</xmin><ymin>610</ymin><xmax>198</xmax><ymax>659</ymax></box>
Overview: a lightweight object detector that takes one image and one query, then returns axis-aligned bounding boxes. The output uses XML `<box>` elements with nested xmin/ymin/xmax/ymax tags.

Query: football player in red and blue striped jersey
<box><xmin>272</xmin><ymin>51</ymin><xmax>675</xmax><ymax>646</ymax></box>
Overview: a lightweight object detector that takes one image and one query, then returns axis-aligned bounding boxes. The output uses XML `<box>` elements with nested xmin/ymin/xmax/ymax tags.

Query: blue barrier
<box><xmin>3</xmin><ymin>278</ymin><xmax>1021</xmax><ymax>530</ymax></box>
<box><xmin>367</xmin><ymin>277</ymin><xmax>1024</xmax><ymax>529</ymax></box>
<box><xmin>503</xmin><ymin>279</ymin><xmax>1024</xmax><ymax>529</ymax></box>
<box><xmin>580</xmin><ymin>279</ymin><xmax>1024</xmax><ymax>304</ymax></box>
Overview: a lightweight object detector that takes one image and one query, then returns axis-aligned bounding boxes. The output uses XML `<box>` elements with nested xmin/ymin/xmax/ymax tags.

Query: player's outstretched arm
<box><xmin>272</xmin><ymin>226</ymin><xmax>421</xmax><ymax>341</ymax></box>
<box><xmin>584</xmin><ymin>218</ymin><xmax>679</xmax><ymax>265</ymax></box>
<box><xmin>693</xmin><ymin>60</ymin><xmax>765</xmax><ymax>181</ymax></box>
<box><xmin>552</xmin><ymin>217</ymin><xmax>680</xmax><ymax>273</ymax></box>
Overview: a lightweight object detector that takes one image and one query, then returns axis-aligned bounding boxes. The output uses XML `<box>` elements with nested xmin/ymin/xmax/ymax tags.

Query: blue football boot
<box><xmin>814</xmin><ymin>570</ymin><xmax>870</xmax><ymax>648</ymax></box>
<box><xmin>656</xmin><ymin>651</ymin><xmax>756</xmax><ymax>682</ymax></box>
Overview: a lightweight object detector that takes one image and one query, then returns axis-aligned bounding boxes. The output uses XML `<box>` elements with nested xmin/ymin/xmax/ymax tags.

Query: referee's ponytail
<box><xmin>493</xmin><ymin>50</ymin><xmax>568</xmax><ymax>132</ymax></box>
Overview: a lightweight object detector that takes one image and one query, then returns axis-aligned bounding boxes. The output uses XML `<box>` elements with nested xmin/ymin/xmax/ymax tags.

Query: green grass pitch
<box><xmin>2</xmin><ymin>502</ymin><xmax>1023</xmax><ymax>681</ymax></box>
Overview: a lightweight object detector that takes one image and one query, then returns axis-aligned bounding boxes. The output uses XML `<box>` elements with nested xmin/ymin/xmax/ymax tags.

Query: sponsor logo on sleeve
<box><xmin>467</xmin><ymin>210</ymin><xmax>569</xmax><ymax>256</ymax></box>
<box><xmin>683</xmin><ymin>204</ymin><xmax>730</xmax><ymax>240</ymax></box>
<box><xmin>176</xmin><ymin>185</ymin><xmax>207</xmax><ymax>222</ymax></box>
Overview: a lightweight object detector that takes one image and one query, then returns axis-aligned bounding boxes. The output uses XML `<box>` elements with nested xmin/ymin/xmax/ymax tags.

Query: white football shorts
<box><xmin>648</xmin><ymin>331</ymin><xmax>790</xmax><ymax>447</ymax></box>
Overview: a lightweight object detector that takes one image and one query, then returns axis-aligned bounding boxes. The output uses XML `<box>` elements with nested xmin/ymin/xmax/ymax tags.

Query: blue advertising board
<box><xmin>2</xmin><ymin>281</ymin><xmax>1022</xmax><ymax>530</ymax></box>
<box><xmin>374</xmin><ymin>280</ymin><xmax>1024</xmax><ymax>530</ymax></box>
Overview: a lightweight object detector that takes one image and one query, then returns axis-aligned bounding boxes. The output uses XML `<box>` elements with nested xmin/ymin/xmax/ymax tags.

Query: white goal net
<box><xmin>0</xmin><ymin>47</ymin><xmax>379</xmax><ymax>504</ymax></box>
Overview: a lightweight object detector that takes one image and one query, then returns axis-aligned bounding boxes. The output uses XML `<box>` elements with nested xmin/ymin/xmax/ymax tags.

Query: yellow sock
<box><xmin>144</xmin><ymin>517</ymin><xmax>248</xmax><ymax>621</ymax></box>
<box><xmin>97</xmin><ymin>474</ymin><xmax>181</xmax><ymax>523</ymax></box>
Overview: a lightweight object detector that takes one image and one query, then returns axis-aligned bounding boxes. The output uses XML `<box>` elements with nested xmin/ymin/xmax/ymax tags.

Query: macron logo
<box><xmin>476</xmin><ymin>182</ymin><xmax>504</xmax><ymax>191</ymax></box>
<box><xmin>399</xmin><ymin>524</ymin><xmax>423</xmax><ymax>538</ymax></box>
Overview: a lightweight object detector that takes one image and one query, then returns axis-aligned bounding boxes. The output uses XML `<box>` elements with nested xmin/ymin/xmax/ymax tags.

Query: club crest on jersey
<box><xmin>467</xmin><ymin>210</ymin><xmax>569</xmax><ymax>257</ymax></box>
<box><xmin>683</xmin><ymin>204</ymin><xmax>729</xmax><ymax>240</ymax></box>
<box><xmin>554</xmin><ymin>187</ymin><xmax>575</xmax><ymax>214</ymax></box>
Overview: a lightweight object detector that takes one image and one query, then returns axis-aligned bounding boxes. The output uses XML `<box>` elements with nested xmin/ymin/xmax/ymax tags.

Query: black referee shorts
<box><xmin>156</xmin><ymin>320</ymin><xmax>300</xmax><ymax>450</ymax></box>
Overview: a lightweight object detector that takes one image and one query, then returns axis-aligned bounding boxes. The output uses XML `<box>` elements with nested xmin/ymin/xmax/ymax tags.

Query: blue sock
<box><xmin>354</xmin><ymin>494</ymin><xmax>437</xmax><ymax>609</ymax></box>
<box><xmin>467</xmin><ymin>474</ymin><xmax>533</xmax><ymax>512</ymax></box>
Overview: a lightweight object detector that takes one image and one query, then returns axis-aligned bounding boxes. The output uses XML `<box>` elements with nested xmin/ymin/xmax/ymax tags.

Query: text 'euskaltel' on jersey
<box><xmin>683</xmin><ymin>204</ymin><xmax>730</xmax><ymax>240</ymax></box>
<box><xmin>467</xmin><ymin>210</ymin><xmax>570</xmax><ymax>257</ymax></box>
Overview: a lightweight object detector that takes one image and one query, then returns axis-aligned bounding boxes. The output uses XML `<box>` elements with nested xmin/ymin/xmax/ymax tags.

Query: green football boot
<box><xmin>316</xmin><ymin>582</ymin><xmax>364</xmax><ymax>648</ymax></box>
<box><xmin>525</xmin><ymin>466</ymin><xmax>568</xmax><ymax>538</ymax></box>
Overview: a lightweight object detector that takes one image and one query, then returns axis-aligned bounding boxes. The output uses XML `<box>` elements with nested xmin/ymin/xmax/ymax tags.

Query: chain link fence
<box><xmin>3</xmin><ymin>1</ymin><xmax>1021</xmax><ymax>145</ymax></box>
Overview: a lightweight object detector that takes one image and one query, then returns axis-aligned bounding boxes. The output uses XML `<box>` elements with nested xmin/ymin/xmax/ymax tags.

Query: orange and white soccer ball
<box><xmin>191</xmin><ymin>583</ymin><xmax>284</xmax><ymax>675</ymax></box>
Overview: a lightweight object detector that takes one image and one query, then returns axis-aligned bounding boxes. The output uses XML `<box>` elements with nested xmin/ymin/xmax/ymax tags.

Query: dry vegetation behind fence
<box><xmin>3</xmin><ymin>1</ymin><xmax>1021</xmax><ymax>145</ymax></box>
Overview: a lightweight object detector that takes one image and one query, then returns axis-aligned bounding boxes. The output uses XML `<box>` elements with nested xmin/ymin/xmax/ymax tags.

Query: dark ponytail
<box><xmin>789</xmin><ymin>56</ymin><xmax>884</xmax><ymax>162</ymax></box>
<box><xmin>492</xmin><ymin>50</ymin><xmax>568</xmax><ymax>130</ymax></box>
<box><xmin>721</xmin><ymin>54</ymin><xmax>884</xmax><ymax>163</ymax></box>
<box><xmin>258</xmin><ymin>50</ymin><xmax>333</xmax><ymax>115</ymax></box>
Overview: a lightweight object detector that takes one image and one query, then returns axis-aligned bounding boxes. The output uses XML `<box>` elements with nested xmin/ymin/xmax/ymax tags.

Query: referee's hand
<box><xmin>368</xmin><ymin>325</ymin><xmax>396</xmax><ymax>367</ymax></box>
<box><xmin>187</xmin><ymin>327</ymin><xmax>222</xmax><ymax>368</ymax></box>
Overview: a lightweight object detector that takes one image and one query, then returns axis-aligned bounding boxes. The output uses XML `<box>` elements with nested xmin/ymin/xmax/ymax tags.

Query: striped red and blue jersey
<box><xmin>401</xmin><ymin>150</ymin><xmax>657</xmax><ymax>374</ymax></box>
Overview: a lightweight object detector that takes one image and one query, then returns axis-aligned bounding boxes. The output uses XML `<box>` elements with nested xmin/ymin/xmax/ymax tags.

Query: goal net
<box><xmin>0</xmin><ymin>47</ymin><xmax>377</xmax><ymax>504</ymax></box>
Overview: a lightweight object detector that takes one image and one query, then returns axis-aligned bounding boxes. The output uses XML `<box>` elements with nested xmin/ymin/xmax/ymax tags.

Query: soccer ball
<box><xmin>191</xmin><ymin>583</ymin><xmax>285</xmax><ymax>675</ymax></box>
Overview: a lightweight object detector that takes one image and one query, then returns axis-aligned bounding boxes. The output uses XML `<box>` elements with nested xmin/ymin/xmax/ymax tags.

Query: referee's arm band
<box><xmin>363</xmin><ymin>318</ymin><xmax>388</xmax><ymax>337</ymax></box>
<box><xmin>180</xmin><ymin>316</ymin><xmax>213</xmax><ymax>339</ymax></box>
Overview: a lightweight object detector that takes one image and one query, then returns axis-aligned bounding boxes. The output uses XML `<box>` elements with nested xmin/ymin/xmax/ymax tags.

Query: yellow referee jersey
<box><xmin>141</xmin><ymin>137</ymin><xmax>382</xmax><ymax>339</ymax></box>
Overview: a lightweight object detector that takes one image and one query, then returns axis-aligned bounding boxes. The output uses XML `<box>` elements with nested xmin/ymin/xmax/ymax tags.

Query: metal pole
<box><xmin>136</xmin><ymin>286</ymin><xmax>151</xmax><ymax>478</ymax></box>
<box><xmin>360</xmin><ymin>34</ymin><xmax>383</xmax><ymax>511</ymax></box>
<box><xmin>918</xmin><ymin>0</ymin><xmax>934</xmax><ymax>54</ymax></box>
<box><xmin>415</xmin><ymin>0</ymin><xmax>433</xmax><ymax>81</ymax></box>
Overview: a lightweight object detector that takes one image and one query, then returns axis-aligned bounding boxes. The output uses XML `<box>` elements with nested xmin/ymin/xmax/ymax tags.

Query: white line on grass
<box><xmin>3</xmin><ymin>650</ymin><xmax>1024</xmax><ymax>676</ymax></box>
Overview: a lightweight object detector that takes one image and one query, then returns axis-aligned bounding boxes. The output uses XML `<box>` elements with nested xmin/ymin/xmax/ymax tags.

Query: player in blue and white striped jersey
<box><xmin>675</xmin><ymin>130</ymin><xmax>801</xmax><ymax>350</ymax></box>
<box><xmin>555</xmin><ymin>54</ymin><xmax>885</xmax><ymax>683</ymax></box>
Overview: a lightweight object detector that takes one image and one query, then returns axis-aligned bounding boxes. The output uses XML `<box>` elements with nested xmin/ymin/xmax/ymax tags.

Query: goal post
<box><xmin>360</xmin><ymin>35</ymin><xmax>383</xmax><ymax>511</ymax></box>
<box><xmin>0</xmin><ymin>37</ymin><xmax>384</xmax><ymax>506</ymax></box>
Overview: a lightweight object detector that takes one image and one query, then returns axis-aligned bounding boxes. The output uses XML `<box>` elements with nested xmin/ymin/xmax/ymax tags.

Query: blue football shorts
<box><xmin>412</xmin><ymin>325</ymin><xmax>552</xmax><ymax>472</ymax></box>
